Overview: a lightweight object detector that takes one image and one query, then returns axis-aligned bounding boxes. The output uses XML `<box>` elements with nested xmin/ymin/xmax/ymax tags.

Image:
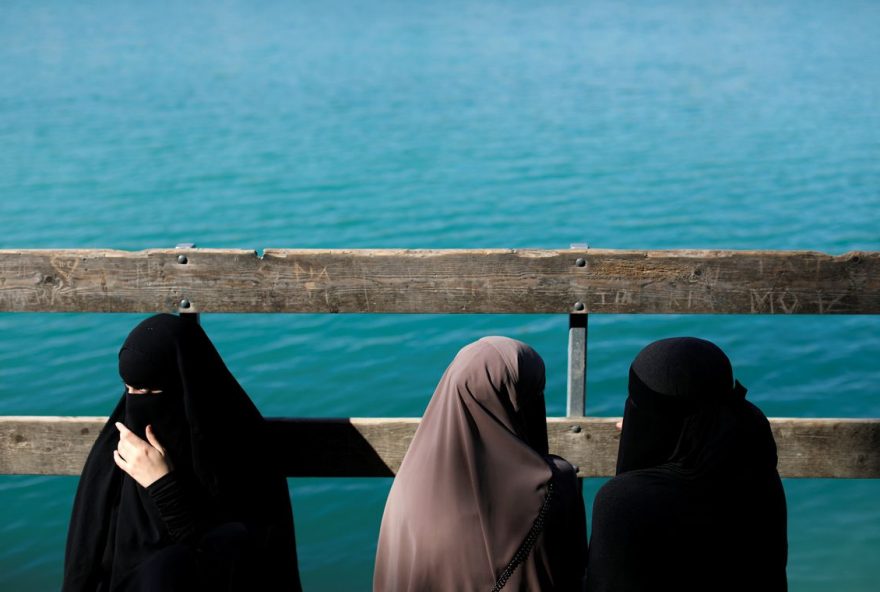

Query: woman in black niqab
<box><xmin>586</xmin><ymin>337</ymin><xmax>787</xmax><ymax>592</ymax></box>
<box><xmin>63</xmin><ymin>314</ymin><xmax>301</xmax><ymax>591</ymax></box>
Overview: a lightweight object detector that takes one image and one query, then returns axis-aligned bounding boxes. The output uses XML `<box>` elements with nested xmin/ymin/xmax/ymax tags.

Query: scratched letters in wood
<box><xmin>0</xmin><ymin>249</ymin><xmax>876</xmax><ymax>314</ymax></box>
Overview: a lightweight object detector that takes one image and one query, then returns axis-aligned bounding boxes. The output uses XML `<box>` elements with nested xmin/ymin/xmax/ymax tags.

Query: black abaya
<box><xmin>63</xmin><ymin>314</ymin><xmax>301</xmax><ymax>591</ymax></box>
<box><xmin>586</xmin><ymin>337</ymin><xmax>787</xmax><ymax>592</ymax></box>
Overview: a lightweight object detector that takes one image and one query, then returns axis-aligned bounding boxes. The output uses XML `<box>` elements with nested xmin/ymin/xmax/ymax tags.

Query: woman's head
<box><xmin>630</xmin><ymin>337</ymin><xmax>735</xmax><ymax>402</ymax></box>
<box><xmin>116</xmin><ymin>314</ymin><xmax>192</xmax><ymax>450</ymax></box>
<box><xmin>447</xmin><ymin>336</ymin><xmax>548</xmax><ymax>454</ymax></box>
<box><xmin>616</xmin><ymin>337</ymin><xmax>749</xmax><ymax>474</ymax></box>
<box><xmin>118</xmin><ymin>314</ymin><xmax>187</xmax><ymax>393</ymax></box>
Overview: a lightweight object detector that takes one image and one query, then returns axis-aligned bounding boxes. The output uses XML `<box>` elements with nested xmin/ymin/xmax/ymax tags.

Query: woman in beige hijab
<box><xmin>374</xmin><ymin>337</ymin><xmax>587</xmax><ymax>591</ymax></box>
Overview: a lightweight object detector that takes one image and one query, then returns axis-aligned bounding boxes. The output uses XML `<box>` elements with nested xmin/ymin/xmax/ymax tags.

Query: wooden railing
<box><xmin>1</xmin><ymin>248</ymin><xmax>878</xmax><ymax>478</ymax></box>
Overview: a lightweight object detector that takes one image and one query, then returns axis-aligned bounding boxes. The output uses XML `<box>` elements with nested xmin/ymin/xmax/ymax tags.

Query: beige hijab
<box><xmin>374</xmin><ymin>337</ymin><xmax>559</xmax><ymax>591</ymax></box>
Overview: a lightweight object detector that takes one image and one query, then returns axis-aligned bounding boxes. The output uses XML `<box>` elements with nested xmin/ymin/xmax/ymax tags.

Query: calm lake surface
<box><xmin>1</xmin><ymin>1</ymin><xmax>879</xmax><ymax>589</ymax></box>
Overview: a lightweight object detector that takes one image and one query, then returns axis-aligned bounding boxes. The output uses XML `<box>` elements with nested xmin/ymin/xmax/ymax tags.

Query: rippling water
<box><xmin>1</xmin><ymin>1</ymin><xmax>879</xmax><ymax>590</ymax></box>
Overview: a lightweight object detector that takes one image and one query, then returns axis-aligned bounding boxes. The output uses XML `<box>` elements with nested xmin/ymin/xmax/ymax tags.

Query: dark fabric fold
<box><xmin>147</xmin><ymin>472</ymin><xmax>199</xmax><ymax>544</ymax></box>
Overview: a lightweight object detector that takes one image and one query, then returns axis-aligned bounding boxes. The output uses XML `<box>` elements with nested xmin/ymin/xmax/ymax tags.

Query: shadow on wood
<box><xmin>266</xmin><ymin>418</ymin><xmax>405</xmax><ymax>477</ymax></box>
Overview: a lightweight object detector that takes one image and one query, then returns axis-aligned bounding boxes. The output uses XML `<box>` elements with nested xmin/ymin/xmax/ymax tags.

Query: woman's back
<box><xmin>585</xmin><ymin>337</ymin><xmax>787</xmax><ymax>592</ymax></box>
<box><xmin>587</xmin><ymin>465</ymin><xmax>787</xmax><ymax>591</ymax></box>
<box><xmin>374</xmin><ymin>336</ymin><xmax>587</xmax><ymax>592</ymax></box>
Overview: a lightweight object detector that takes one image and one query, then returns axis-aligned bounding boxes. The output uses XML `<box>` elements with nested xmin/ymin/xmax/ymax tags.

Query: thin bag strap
<box><xmin>491</xmin><ymin>481</ymin><xmax>555</xmax><ymax>592</ymax></box>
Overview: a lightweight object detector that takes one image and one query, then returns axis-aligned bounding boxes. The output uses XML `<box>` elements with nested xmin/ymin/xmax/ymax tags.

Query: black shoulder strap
<box><xmin>491</xmin><ymin>480</ymin><xmax>555</xmax><ymax>592</ymax></box>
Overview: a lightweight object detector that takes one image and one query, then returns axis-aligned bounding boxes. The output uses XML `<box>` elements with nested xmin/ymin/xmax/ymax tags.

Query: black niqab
<box><xmin>63</xmin><ymin>314</ymin><xmax>301</xmax><ymax>591</ymax></box>
<box><xmin>586</xmin><ymin>337</ymin><xmax>787</xmax><ymax>592</ymax></box>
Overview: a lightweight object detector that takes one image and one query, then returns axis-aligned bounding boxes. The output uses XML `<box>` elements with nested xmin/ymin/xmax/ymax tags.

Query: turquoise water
<box><xmin>1</xmin><ymin>0</ymin><xmax>879</xmax><ymax>589</ymax></box>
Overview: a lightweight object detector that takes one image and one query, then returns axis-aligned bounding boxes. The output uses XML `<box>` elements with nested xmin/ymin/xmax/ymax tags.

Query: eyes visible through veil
<box><xmin>124</xmin><ymin>383</ymin><xmax>163</xmax><ymax>395</ymax></box>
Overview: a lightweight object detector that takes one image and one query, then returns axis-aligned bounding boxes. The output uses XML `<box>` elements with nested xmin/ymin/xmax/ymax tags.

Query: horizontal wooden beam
<box><xmin>1</xmin><ymin>417</ymin><xmax>877</xmax><ymax>478</ymax></box>
<box><xmin>0</xmin><ymin>249</ymin><xmax>877</xmax><ymax>314</ymax></box>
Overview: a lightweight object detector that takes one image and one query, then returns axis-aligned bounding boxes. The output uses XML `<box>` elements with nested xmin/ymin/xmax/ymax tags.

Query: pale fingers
<box><xmin>115</xmin><ymin>421</ymin><xmax>134</xmax><ymax>438</ymax></box>
<box><xmin>116</xmin><ymin>422</ymin><xmax>148</xmax><ymax>446</ymax></box>
<box><xmin>113</xmin><ymin>450</ymin><xmax>130</xmax><ymax>474</ymax></box>
<box><xmin>145</xmin><ymin>425</ymin><xmax>165</xmax><ymax>456</ymax></box>
<box><xmin>113</xmin><ymin>421</ymin><xmax>171</xmax><ymax>487</ymax></box>
<box><xmin>116</xmin><ymin>435</ymin><xmax>139</xmax><ymax>461</ymax></box>
<box><xmin>116</xmin><ymin>421</ymin><xmax>150</xmax><ymax>460</ymax></box>
<box><xmin>116</xmin><ymin>448</ymin><xmax>168</xmax><ymax>487</ymax></box>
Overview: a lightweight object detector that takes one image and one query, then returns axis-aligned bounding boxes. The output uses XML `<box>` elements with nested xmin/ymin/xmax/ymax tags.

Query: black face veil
<box><xmin>63</xmin><ymin>314</ymin><xmax>301</xmax><ymax>592</ymax></box>
<box><xmin>615</xmin><ymin>336</ymin><xmax>751</xmax><ymax>475</ymax></box>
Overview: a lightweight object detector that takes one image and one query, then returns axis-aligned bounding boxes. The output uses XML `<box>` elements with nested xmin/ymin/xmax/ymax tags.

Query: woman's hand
<box><xmin>113</xmin><ymin>422</ymin><xmax>172</xmax><ymax>488</ymax></box>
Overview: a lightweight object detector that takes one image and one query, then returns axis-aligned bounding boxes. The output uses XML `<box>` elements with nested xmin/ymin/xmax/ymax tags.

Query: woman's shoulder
<box><xmin>546</xmin><ymin>454</ymin><xmax>578</xmax><ymax>478</ymax></box>
<box><xmin>593</xmin><ymin>470</ymin><xmax>686</xmax><ymax>531</ymax></box>
<box><xmin>543</xmin><ymin>455</ymin><xmax>582</xmax><ymax>505</ymax></box>
<box><xmin>594</xmin><ymin>472</ymin><xmax>642</xmax><ymax>505</ymax></box>
<box><xmin>601</xmin><ymin>469</ymin><xmax>678</xmax><ymax>504</ymax></box>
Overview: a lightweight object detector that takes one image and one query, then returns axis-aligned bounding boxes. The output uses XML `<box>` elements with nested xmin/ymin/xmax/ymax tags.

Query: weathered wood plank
<box><xmin>0</xmin><ymin>249</ymin><xmax>876</xmax><ymax>314</ymax></box>
<box><xmin>1</xmin><ymin>417</ymin><xmax>877</xmax><ymax>478</ymax></box>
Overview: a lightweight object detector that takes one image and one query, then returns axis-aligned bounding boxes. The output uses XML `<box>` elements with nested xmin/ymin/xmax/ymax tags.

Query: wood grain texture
<box><xmin>0</xmin><ymin>249</ymin><xmax>877</xmax><ymax>313</ymax></box>
<box><xmin>2</xmin><ymin>417</ymin><xmax>877</xmax><ymax>478</ymax></box>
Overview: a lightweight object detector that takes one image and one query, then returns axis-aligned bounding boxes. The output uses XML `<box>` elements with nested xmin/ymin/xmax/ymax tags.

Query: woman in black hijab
<box><xmin>63</xmin><ymin>314</ymin><xmax>301</xmax><ymax>592</ymax></box>
<box><xmin>585</xmin><ymin>337</ymin><xmax>787</xmax><ymax>592</ymax></box>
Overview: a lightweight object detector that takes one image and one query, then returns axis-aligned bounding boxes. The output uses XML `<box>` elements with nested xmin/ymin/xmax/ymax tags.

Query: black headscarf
<box><xmin>63</xmin><ymin>314</ymin><xmax>301</xmax><ymax>591</ymax></box>
<box><xmin>586</xmin><ymin>337</ymin><xmax>787</xmax><ymax>592</ymax></box>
